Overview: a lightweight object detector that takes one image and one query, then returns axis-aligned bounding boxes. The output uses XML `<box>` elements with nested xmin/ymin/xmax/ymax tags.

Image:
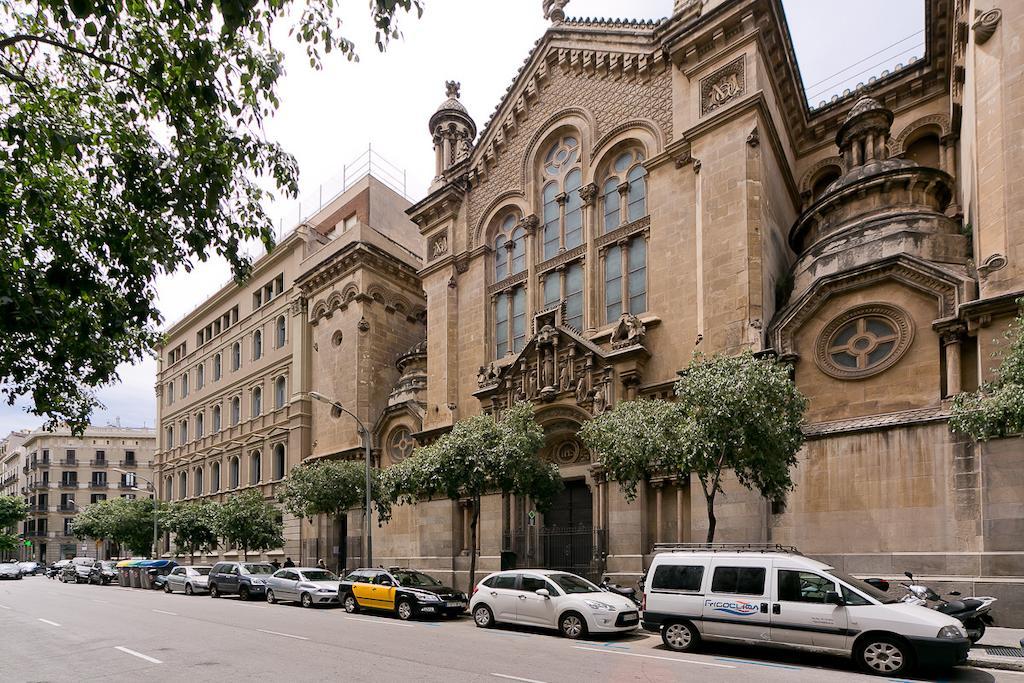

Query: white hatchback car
<box><xmin>470</xmin><ymin>569</ymin><xmax>639</xmax><ymax>638</ymax></box>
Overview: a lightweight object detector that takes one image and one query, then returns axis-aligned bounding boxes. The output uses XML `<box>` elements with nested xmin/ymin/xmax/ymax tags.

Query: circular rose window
<box><xmin>815</xmin><ymin>304</ymin><xmax>914</xmax><ymax>379</ymax></box>
<box><xmin>388</xmin><ymin>427</ymin><xmax>416</xmax><ymax>463</ymax></box>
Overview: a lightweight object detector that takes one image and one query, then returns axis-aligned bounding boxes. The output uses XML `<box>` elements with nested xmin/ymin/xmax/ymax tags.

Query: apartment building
<box><xmin>1</xmin><ymin>430</ymin><xmax>29</xmax><ymax>498</ymax></box>
<box><xmin>21</xmin><ymin>426</ymin><xmax>156</xmax><ymax>564</ymax></box>
<box><xmin>153</xmin><ymin>168</ymin><xmax>426</xmax><ymax>566</ymax></box>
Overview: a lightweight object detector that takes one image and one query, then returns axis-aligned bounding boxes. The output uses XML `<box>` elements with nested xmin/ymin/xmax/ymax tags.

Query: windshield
<box><xmin>100</xmin><ymin>562</ymin><xmax>117</xmax><ymax>569</ymax></box>
<box><xmin>393</xmin><ymin>570</ymin><xmax>442</xmax><ymax>587</ymax></box>
<box><xmin>72</xmin><ymin>558</ymin><xmax>92</xmax><ymax>566</ymax></box>
<box><xmin>826</xmin><ymin>570</ymin><xmax>899</xmax><ymax>604</ymax></box>
<box><xmin>192</xmin><ymin>568</ymin><xmax>212</xmax><ymax>576</ymax></box>
<box><xmin>243</xmin><ymin>564</ymin><xmax>275</xmax><ymax>575</ymax></box>
<box><xmin>550</xmin><ymin>573</ymin><xmax>601</xmax><ymax>595</ymax></box>
<box><xmin>0</xmin><ymin>563</ymin><xmax>16</xmax><ymax>569</ymax></box>
<box><xmin>301</xmin><ymin>570</ymin><xmax>337</xmax><ymax>582</ymax></box>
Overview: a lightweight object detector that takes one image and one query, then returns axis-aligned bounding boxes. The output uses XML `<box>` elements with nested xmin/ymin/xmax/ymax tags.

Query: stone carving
<box><xmin>552</xmin><ymin>440</ymin><xmax>588</xmax><ymax>465</ymax></box>
<box><xmin>477</xmin><ymin>362</ymin><xmax>501</xmax><ymax>388</ymax></box>
<box><xmin>591</xmin><ymin>381</ymin><xmax>607</xmax><ymax>415</ymax></box>
<box><xmin>542</xmin><ymin>0</ymin><xmax>569</xmax><ymax>21</ymax></box>
<box><xmin>692</xmin><ymin>158</ymin><xmax>702</xmax><ymax>174</ymax></box>
<box><xmin>977</xmin><ymin>253</ymin><xmax>1008</xmax><ymax>277</ymax></box>
<box><xmin>972</xmin><ymin>8</ymin><xmax>1001</xmax><ymax>44</ymax></box>
<box><xmin>429</xmin><ymin>232</ymin><xmax>449</xmax><ymax>260</ymax></box>
<box><xmin>746</xmin><ymin>127</ymin><xmax>760</xmax><ymax>147</ymax></box>
<box><xmin>814</xmin><ymin>303</ymin><xmax>915</xmax><ymax>381</ymax></box>
<box><xmin>445</xmin><ymin>80</ymin><xmax>460</xmax><ymax>99</ymax></box>
<box><xmin>558</xmin><ymin>362</ymin><xmax>570</xmax><ymax>392</ymax></box>
<box><xmin>575</xmin><ymin>377</ymin><xmax>588</xmax><ymax>403</ymax></box>
<box><xmin>357</xmin><ymin>316</ymin><xmax>370</xmax><ymax>332</ymax></box>
<box><xmin>610</xmin><ymin>313</ymin><xmax>646</xmax><ymax>348</ymax></box>
<box><xmin>578</xmin><ymin>182</ymin><xmax>598</xmax><ymax>206</ymax></box>
<box><xmin>700</xmin><ymin>56</ymin><xmax>745</xmax><ymax>116</ymax></box>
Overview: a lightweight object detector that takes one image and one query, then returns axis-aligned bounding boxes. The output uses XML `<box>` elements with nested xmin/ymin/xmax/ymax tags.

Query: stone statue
<box><xmin>541</xmin><ymin>350</ymin><xmax>554</xmax><ymax>389</ymax></box>
<box><xmin>445</xmin><ymin>80</ymin><xmax>461</xmax><ymax>99</ymax></box>
<box><xmin>542</xmin><ymin>0</ymin><xmax>569</xmax><ymax>21</ymax></box>
<box><xmin>558</xmin><ymin>362</ymin><xmax>570</xmax><ymax>392</ymax></box>
<box><xmin>575</xmin><ymin>377</ymin><xmax>588</xmax><ymax>403</ymax></box>
<box><xmin>610</xmin><ymin>313</ymin><xmax>646</xmax><ymax>347</ymax></box>
<box><xmin>525</xmin><ymin>369</ymin><xmax>536</xmax><ymax>398</ymax></box>
<box><xmin>591</xmin><ymin>382</ymin><xmax>606</xmax><ymax>415</ymax></box>
<box><xmin>477</xmin><ymin>365</ymin><xmax>487</xmax><ymax>386</ymax></box>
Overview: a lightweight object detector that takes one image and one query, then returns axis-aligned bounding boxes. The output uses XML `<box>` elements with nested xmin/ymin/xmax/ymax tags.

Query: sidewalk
<box><xmin>967</xmin><ymin>627</ymin><xmax>1024</xmax><ymax>672</ymax></box>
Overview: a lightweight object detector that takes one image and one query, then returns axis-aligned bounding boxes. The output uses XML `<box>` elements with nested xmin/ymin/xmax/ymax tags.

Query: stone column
<box><xmin>580</xmin><ymin>183</ymin><xmax>598</xmax><ymax>334</ymax></box>
<box><xmin>461</xmin><ymin>501</ymin><xmax>472</xmax><ymax>555</ymax></box>
<box><xmin>520</xmin><ymin>215</ymin><xmax>538</xmax><ymax>314</ymax></box>
<box><xmin>943</xmin><ymin>329</ymin><xmax>964</xmax><ymax>397</ymax></box>
<box><xmin>675</xmin><ymin>479</ymin><xmax>685</xmax><ymax>543</ymax></box>
<box><xmin>653</xmin><ymin>479</ymin><xmax>664</xmax><ymax>545</ymax></box>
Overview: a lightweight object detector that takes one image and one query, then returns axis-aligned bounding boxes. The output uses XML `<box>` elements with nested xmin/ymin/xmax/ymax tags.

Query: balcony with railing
<box><xmin>89</xmin><ymin>480</ymin><xmax>109</xmax><ymax>489</ymax></box>
<box><xmin>58</xmin><ymin>504</ymin><xmax>76</xmax><ymax>512</ymax></box>
<box><xmin>89</xmin><ymin>459</ymin><xmax>108</xmax><ymax>467</ymax></box>
<box><xmin>58</xmin><ymin>480</ymin><xmax>78</xmax><ymax>490</ymax></box>
<box><xmin>29</xmin><ymin>458</ymin><xmax>50</xmax><ymax>471</ymax></box>
<box><xmin>29</xmin><ymin>481</ymin><xmax>49</xmax><ymax>491</ymax></box>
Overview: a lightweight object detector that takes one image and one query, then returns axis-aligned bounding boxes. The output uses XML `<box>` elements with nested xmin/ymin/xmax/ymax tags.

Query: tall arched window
<box><xmin>212</xmin><ymin>405</ymin><xmax>221</xmax><ymax>432</ymax></box>
<box><xmin>164</xmin><ymin>476</ymin><xmax>173</xmax><ymax>500</ymax></box>
<box><xmin>196</xmin><ymin>362</ymin><xmax>205</xmax><ymax>389</ymax></box>
<box><xmin>231</xmin><ymin>342</ymin><xmax>241</xmax><ymax>371</ymax></box>
<box><xmin>231</xmin><ymin>396</ymin><xmax>241</xmax><ymax>425</ymax></box>
<box><xmin>194</xmin><ymin>467</ymin><xmax>204</xmax><ymax>497</ymax></box>
<box><xmin>195</xmin><ymin>412</ymin><xmax>205</xmax><ymax>439</ymax></box>
<box><xmin>165</xmin><ymin>425</ymin><xmax>174</xmax><ymax>449</ymax></box>
<box><xmin>251</xmin><ymin>386</ymin><xmax>262</xmax><ymax>417</ymax></box>
<box><xmin>604</xmin><ymin>237</ymin><xmax>647</xmax><ymax>324</ymax></box>
<box><xmin>493</xmin><ymin>214</ymin><xmax>526</xmax><ymax>281</ymax></box>
<box><xmin>213</xmin><ymin>353</ymin><xmax>222</xmax><ymax>381</ymax></box>
<box><xmin>181</xmin><ymin>371</ymin><xmax>189</xmax><ymax>398</ymax></box>
<box><xmin>178</xmin><ymin>471</ymin><xmax>188</xmax><ymax>499</ymax></box>
<box><xmin>274</xmin><ymin>376</ymin><xmax>287</xmax><ymax>409</ymax></box>
<box><xmin>541</xmin><ymin>135</ymin><xmax>583</xmax><ymax>259</ymax></box>
<box><xmin>601</xmin><ymin>149</ymin><xmax>646</xmax><ymax>232</ymax></box>
<box><xmin>211</xmin><ymin>461</ymin><xmax>221</xmax><ymax>492</ymax></box>
<box><xmin>275</xmin><ymin>315</ymin><xmax>286</xmax><ymax>348</ymax></box>
<box><xmin>250</xmin><ymin>451</ymin><xmax>261</xmax><ymax>485</ymax></box>
<box><xmin>542</xmin><ymin>262</ymin><xmax>584</xmax><ymax>331</ymax></box>
<box><xmin>494</xmin><ymin>287</ymin><xmax>527</xmax><ymax>358</ymax></box>
<box><xmin>179</xmin><ymin>419</ymin><xmax>188</xmax><ymax>444</ymax></box>
<box><xmin>229</xmin><ymin>457</ymin><xmax>239</xmax><ymax>488</ymax></box>
<box><xmin>252</xmin><ymin>330</ymin><xmax>262</xmax><ymax>360</ymax></box>
<box><xmin>273</xmin><ymin>443</ymin><xmax>286</xmax><ymax>480</ymax></box>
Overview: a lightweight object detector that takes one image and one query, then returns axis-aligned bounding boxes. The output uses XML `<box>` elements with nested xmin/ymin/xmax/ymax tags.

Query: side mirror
<box><xmin>535</xmin><ymin>588</ymin><xmax>550</xmax><ymax>599</ymax></box>
<box><xmin>864</xmin><ymin>578</ymin><xmax>890</xmax><ymax>592</ymax></box>
<box><xmin>949</xmin><ymin>590</ymin><xmax>961</xmax><ymax>597</ymax></box>
<box><xmin>904</xmin><ymin>571</ymin><xmax>914</xmax><ymax>580</ymax></box>
<box><xmin>825</xmin><ymin>591</ymin><xmax>844</xmax><ymax>606</ymax></box>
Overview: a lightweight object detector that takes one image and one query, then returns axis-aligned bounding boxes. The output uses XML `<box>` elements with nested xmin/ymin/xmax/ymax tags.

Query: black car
<box><xmin>61</xmin><ymin>557</ymin><xmax>94</xmax><ymax>583</ymax></box>
<box><xmin>208</xmin><ymin>561</ymin><xmax>275</xmax><ymax>600</ymax></box>
<box><xmin>339</xmin><ymin>567</ymin><xmax>468</xmax><ymax>621</ymax></box>
<box><xmin>89</xmin><ymin>560</ymin><xmax>119</xmax><ymax>585</ymax></box>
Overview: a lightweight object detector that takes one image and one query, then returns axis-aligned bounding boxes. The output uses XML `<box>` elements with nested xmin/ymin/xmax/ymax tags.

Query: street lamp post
<box><xmin>309</xmin><ymin>391</ymin><xmax>373</xmax><ymax>567</ymax></box>
<box><xmin>113</xmin><ymin>469</ymin><xmax>158</xmax><ymax>559</ymax></box>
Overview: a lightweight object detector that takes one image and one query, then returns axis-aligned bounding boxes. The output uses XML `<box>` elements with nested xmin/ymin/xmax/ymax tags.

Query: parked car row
<box><xmin>0</xmin><ymin>560</ymin><xmax>44</xmax><ymax>579</ymax></box>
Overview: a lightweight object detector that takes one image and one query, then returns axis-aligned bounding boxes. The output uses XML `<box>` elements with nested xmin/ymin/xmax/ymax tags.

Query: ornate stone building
<box><xmin>389</xmin><ymin>0</ymin><xmax>1024</xmax><ymax>620</ymax></box>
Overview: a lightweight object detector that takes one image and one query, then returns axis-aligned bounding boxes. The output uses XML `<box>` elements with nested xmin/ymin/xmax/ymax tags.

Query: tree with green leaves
<box><xmin>164</xmin><ymin>501</ymin><xmax>219</xmax><ymax>564</ymax></box>
<box><xmin>581</xmin><ymin>351</ymin><xmax>807</xmax><ymax>543</ymax></box>
<box><xmin>0</xmin><ymin>0</ymin><xmax>422</xmax><ymax>432</ymax></box>
<box><xmin>71</xmin><ymin>497</ymin><xmax>160</xmax><ymax>556</ymax></box>
<box><xmin>216</xmin><ymin>490</ymin><xmax>283</xmax><ymax>561</ymax></box>
<box><xmin>0</xmin><ymin>495</ymin><xmax>28</xmax><ymax>557</ymax></box>
<box><xmin>951</xmin><ymin>304</ymin><xmax>1024</xmax><ymax>440</ymax></box>
<box><xmin>383</xmin><ymin>401</ymin><xmax>562</xmax><ymax>591</ymax></box>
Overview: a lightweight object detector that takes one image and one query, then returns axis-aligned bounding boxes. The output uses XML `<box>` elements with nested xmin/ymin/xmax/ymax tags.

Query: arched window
<box><xmin>494</xmin><ymin>287</ymin><xmax>527</xmax><ymax>358</ymax></box>
<box><xmin>601</xmin><ymin>149</ymin><xmax>646</xmax><ymax>232</ymax></box>
<box><xmin>165</xmin><ymin>426</ymin><xmax>174</xmax><ymax>449</ymax></box>
<box><xmin>541</xmin><ymin>135</ymin><xmax>583</xmax><ymax>259</ymax></box>
<box><xmin>164</xmin><ymin>476</ymin><xmax>173</xmax><ymax>500</ymax></box>
<box><xmin>181</xmin><ymin>371</ymin><xmax>189</xmax><ymax>398</ymax></box>
<box><xmin>252</xmin><ymin>330</ymin><xmax>262</xmax><ymax>360</ymax></box>
<box><xmin>905</xmin><ymin>133</ymin><xmax>941</xmax><ymax>169</ymax></box>
<box><xmin>195</xmin><ymin>412</ymin><xmax>205</xmax><ymax>439</ymax></box>
<box><xmin>273</xmin><ymin>443</ymin><xmax>286</xmax><ymax>480</ymax></box>
<box><xmin>251</xmin><ymin>386</ymin><xmax>262</xmax><ymax>417</ymax></box>
<box><xmin>250</xmin><ymin>450</ymin><xmax>261</xmax><ymax>485</ymax></box>
<box><xmin>231</xmin><ymin>396</ymin><xmax>240</xmax><ymax>425</ymax></box>
<box><xmin>274</xmin><ymin>376</ymin><xmax>286</xmax><ymax>409</ymax></box>
<box><xmin>604</xmin><ymin>237</ymin><xmax>647</xmax><ymax>324</ymax></box>
<box><xmin>196</xmin><ymin>362</ymin><xmax>205</xmax><ymax>389</ymax></box>
<box><xmin>542</xmin><ymin>262</ymin><xmax>584</xmax><ymax>331</ymax></box>
<box><xmin>811</xmin><ymin>168</ymin><xmax>841</xmax><ymax>202</ymax></box>
<box><xmin>213</xmin><ymin>353</ymin><xmax>222</xmax><ymax>381</ymax></box>
<box><xmin>275</xmin><ymin>315</ymin><xmax>286</xmax><ymax>348</ymax></box>
<box><xmin>493</xmin><ymin>214</ymin><xmax>526</xmax><ymax>281</ymax></box>
<box><xmin>194</xmin><ymin>467</ymin><xmax>204</xmax><ymax>497</ymax></box>
<box><xmin>211</xmin><ymin>461</ymin><xmax>221</xmax><ymax>492</ymax></box>
<box><xmin>167</xmin><ymin>380</ymin><xmax>174</xmax><ymax>405</ymax></box>
<box><xmin>179</xmin><ymin>419</ymin><xmax>188</xmax><ymax>444</ymax></box>
<box><xmin>212</xmin><ymin>405</ymin><xmax>221</xmax><ymax>432</ymax></box>
<box><xmin>178</xmin><ymin>471</ymin><xmax>187</xmax><ymax>499</ymax></box>
<box><xmin>229</xmin><ymin>457</ymin><xmax>239</xmax><ymax>489</ymax></box>
<box><xmin>231</xmin><ymin>342</ymin><xmax>241</xmax><ymax>371</ymax></box>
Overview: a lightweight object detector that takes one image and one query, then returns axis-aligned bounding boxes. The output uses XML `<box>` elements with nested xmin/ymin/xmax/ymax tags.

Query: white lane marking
<box><xmin>573</xmin><ymin>646</ymin><xmax>735</xmax><ymax>669</ymax></box>
<box><xmin>114</xmin><ymin>646</ymin><xmax>163</xmax><ymax>664</ymax></box>
<box><xmin>38</xmin><ymin>618</ymin><xmax>61</xmax><ymax>627</ymax></box>
<box><xmin>0</xmin><ymin>604</ymin><xmax>10</xmax><ymax>609</ymax></box>
<box><xmin>152</xmin><ymin>609</ymin><xmax>177</xmax><ymax>616</ymax></box>
<box><xmin>256</xmin><ymin>629</ymin><xmax>309</xmax><ymax>641</ymax></box>
<box><xmin>342</xmin><ymin>616</ymin><xmax>415</xmax><ymax>628</ymax></box>
<box><xmin>93</xmin><ymin>599</ymin><xmax>109</xmax><ymax>604</ymax></box>
<box><xmin>491</xmin><ymin>674</ymin><xmax>551</xmax><ymax>683</ymax></box>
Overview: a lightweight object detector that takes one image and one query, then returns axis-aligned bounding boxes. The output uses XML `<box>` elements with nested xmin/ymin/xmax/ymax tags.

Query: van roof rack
<box><xmin>652</xmin><ymin>543</ymin><xmax>802</xmax><ymax>555</ymax></box>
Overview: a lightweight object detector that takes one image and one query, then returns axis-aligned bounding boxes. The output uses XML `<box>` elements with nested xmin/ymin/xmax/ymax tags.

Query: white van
<box><xmin>641</xmin><ymin>546</ymin><xmax>970</xmax><ymax>676</ymax></box>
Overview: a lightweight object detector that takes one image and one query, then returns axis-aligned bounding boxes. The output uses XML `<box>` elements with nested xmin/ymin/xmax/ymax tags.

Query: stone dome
<box><xmin>428</xmin><ymin>81</ymin><xmax>476</xmax><ymax>138</ymax></box>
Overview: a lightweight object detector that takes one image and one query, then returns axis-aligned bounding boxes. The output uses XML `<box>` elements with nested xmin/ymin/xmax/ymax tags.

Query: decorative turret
<box><xmin>388</xmin><ymin>339</ymin><xmax>427</xmax><ymax>407</ymax></box>
<box><xmin>828</xmin><ymin>97</ymin><xmax>915</xmax><ymax>192</ymax></box>
<box><xmin>429</xmin><ymin>81</ymin><xmax>476</xmax><ymax>185</ymax></box>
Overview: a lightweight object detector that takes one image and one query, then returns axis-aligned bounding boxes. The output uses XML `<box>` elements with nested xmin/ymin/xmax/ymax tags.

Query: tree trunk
<box><xmin>705</xmin><ymin>491</ymin><xmax>717</xmax><ymax>543</ymax></box>
<box><xmin>468</xmin><ymin>496</ymin><xmax>480</xmax><ymax>593</ymax></box>
<box><xmin>243</xmin><ymin>545</ymin><xmax>248</xmax><ymax>562</ymax></box>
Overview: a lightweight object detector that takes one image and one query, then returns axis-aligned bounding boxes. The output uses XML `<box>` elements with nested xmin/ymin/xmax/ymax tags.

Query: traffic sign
<box><xmin>23</xmin><ymin>540</ymin><xmax>32</xmax><ymax>547</ymax></box>
<box><xmin>528</xmin><ymin>510</ymin><xmax>537</xmax><ymax>527</ymax></box>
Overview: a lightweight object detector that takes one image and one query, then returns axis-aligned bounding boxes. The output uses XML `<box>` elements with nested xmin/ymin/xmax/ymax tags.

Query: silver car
<box><xmin>266</xmin><ymin>567</ymin><xmax>340</xmax><ymax>608</ymax></box>
<box><xmin>0</xmin><ymin>562</ymin><xmax>22</xmax><ymax>580</ymax></box>
<box><xmin>164</xmin><ymin>565</ymin><xmax>212</xmax><ymax>595</ymax></box>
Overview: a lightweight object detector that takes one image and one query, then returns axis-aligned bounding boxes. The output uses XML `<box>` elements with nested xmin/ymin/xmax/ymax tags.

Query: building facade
<box><xmin>390</xmin><ymin>0</ymin><xmax>1024</xmax><ymax>621</ymax></box>
<box><xmin>20</xmin><ymin>426</ymin><xmax>156</xmax><ymax>564</ymax></box>
<box><xmin>153</xmin><ymin>171</ymin><xmax>426</xmax><ymax>567</ymax></box>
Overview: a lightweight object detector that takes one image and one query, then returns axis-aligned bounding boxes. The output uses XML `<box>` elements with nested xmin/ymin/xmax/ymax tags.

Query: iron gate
<box><xmin>502</xmin><ymin>526</ymin><xmax>607</xmax><ymax>580</ymax></box>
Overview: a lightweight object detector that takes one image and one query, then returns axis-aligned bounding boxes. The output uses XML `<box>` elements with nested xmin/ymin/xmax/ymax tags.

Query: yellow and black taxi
<box><xmin>339</xmin><ymin>567</ymin><xmax>468</xmax><ymax>620</ymax></box>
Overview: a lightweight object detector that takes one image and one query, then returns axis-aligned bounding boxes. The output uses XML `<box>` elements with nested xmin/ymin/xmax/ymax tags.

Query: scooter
<box><xmin>600</xmin><ymin>575</ymin><xmax>640</xmax><ymax>606</ymax></box>
<box><xmin>900</xmin><ymin>571</ymin><xmax>996</xmax><ymax>643</ymax></box>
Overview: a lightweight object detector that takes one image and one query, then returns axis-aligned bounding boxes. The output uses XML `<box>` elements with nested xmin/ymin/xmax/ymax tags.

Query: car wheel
<box><xmin>473</xmin><ymin>604</ymin><xmax>494</xmax><ymax>629</ymax></box>
<box><xmin>662</xmin><ymin>621</ymin><xmax>700</xmax><ymax>652</ymax></box>
<box><xmin>239</xmin><ymin>585</ymin><xmax>251</xmax><ymax>601</ymax></box>
<box><xmin>301</xmin><ymin>593</ymin><xmax>313</xmax><ymax>609</ymax></box>
<box><xmin>966</xmin><ymin>620</ymin><xmax>986</xmax><ymax>644</ymax></box>
<box><xmin>559</xmin><ymin>611</ymin><xmax>587</xmax><ymax>640</ymax></box>
<box><xmin>266</xmin><ymin>589</ymin><xmax>277</xmax><ymax>604</ymax></box>
<box><xmin>343</xmin><ymin>593</ymin><xmax>359</xmax><ymax>613</ymax></box>
<box><xmin>210</xmin><ymin>584</ymin><xmax>220</xmax><ymax>598</ymax></box>
<box><xmin>396</xmin><ymin>600</ymin><xmax>413</xmax><ymax>621</ymax></box>
<box><xmin>185</xmin><ymin>583</ymin><xmax>194</xmax><ymax>596</ymax></box>
<box><xmin>856</xmin><ymin>635</ymin><xmax>912</xmax><ymax>676</ymax></box>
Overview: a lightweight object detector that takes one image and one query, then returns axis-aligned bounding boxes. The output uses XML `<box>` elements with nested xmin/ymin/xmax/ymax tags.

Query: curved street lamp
<box><xmin>309</xmin><ymin>391</ymin><xmax>373</xmax><ymax>568</ymax></box>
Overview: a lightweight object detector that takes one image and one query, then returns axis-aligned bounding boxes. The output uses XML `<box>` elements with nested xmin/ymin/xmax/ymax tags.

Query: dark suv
<box><xmin>89</xmin><ymin>560</ymin><xmax>118</xmax><ymax>585</ymax></box>
<box><xmin>208</xmin><ymin>562</ymin><xmax>275</xmax><ymax>601</ymax></box>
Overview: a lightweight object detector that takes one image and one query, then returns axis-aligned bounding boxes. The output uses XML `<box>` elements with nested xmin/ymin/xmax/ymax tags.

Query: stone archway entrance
<box><xmin>539</xmin><ymin>478</ymin><xmax>594</xmax><ymax>576</ymax></box>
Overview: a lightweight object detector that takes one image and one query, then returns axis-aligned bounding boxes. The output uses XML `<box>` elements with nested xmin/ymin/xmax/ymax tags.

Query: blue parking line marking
<box><xmin>489</xmin><ymin>630</ymin><xmax>532</xmax><ymax>638</ymax></box>
<box><xmin>580</xmin><ymin>640</ymin><xmax>630</xmax><ymax>650</ymax></box>
<box><xmin>714</xmin><ymin>657</ymin><xmax>802</xmax><ymax>670</ymax></box>
<box><xmin>421</xmin><ymin>623</ymin><xmax>440</xmax><ymax>628</ymax></box>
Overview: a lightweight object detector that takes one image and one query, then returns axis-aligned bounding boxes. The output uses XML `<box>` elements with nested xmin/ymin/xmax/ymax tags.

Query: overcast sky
<box><xmin>1</xmin><ymin>0</ymin><xmax>925</xmax><ymax>436</ymax></box>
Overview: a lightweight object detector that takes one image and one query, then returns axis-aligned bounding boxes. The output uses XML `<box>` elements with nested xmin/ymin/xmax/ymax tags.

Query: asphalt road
<box><xmin>0</xmin><ymin>576</ymin><xmax>1019</xmax><ymax>683</ymax></box>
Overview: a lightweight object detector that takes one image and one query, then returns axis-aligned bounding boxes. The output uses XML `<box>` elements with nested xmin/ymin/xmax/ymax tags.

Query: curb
<box><xmin>968</xmin><ymin>657</ymin><xmax>1024</xmax><ymax>673</ymax></box>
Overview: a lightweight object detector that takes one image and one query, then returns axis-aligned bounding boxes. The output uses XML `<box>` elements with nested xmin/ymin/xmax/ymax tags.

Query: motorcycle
<box><xmin>899</xmin><ymin>571</ymin><xmax>995</xmax><ymax>643</ymax></box>
<box><xmin>600</xmin><ymin>575</ymin><xmax>641</xmax><ymax>607</ymax></box>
